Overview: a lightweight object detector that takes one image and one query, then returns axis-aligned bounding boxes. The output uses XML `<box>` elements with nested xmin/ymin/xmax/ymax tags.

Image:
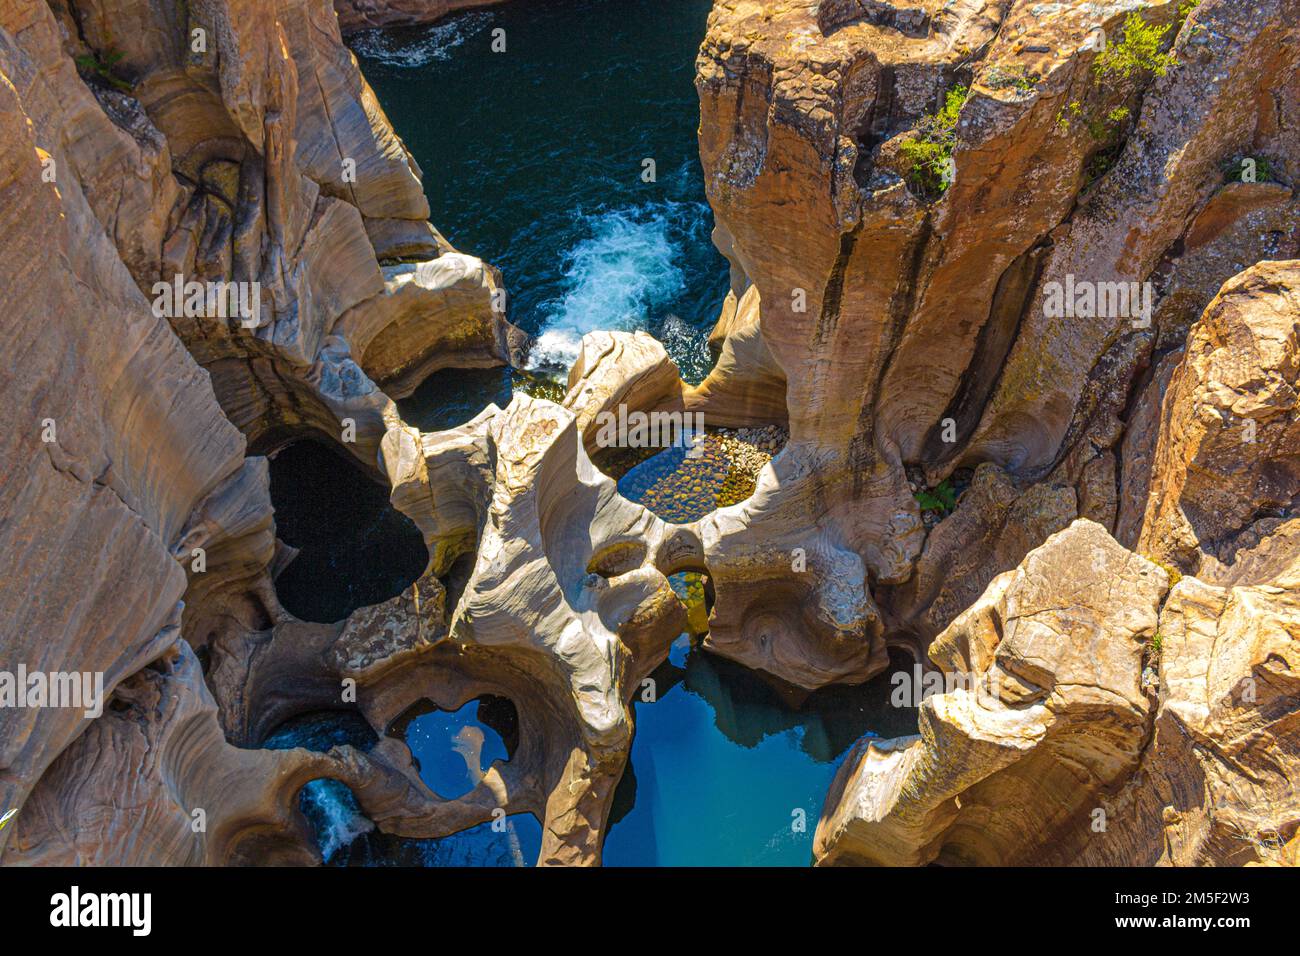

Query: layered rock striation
<box><xmin>2</xmin><ymin>0</ymin><xmax>1298</xmax><ymax>869</ymax></box>
<box><xmin>689</xmin><ymin>0</ymin><xmax>1300</xmax><ymax>690</ymax></box>
<box><xmin>0</xmin><ymin>0</ymin><xmax>523</xmax><ymax>864</ymax></box>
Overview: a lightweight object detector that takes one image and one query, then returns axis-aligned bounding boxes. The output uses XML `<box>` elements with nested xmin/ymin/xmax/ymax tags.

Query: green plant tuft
<box><xmin>1094</xmin><ymin>12</ymin><xmax>1178</xmax><ymax>81</ymax></box>
<box><xmin>899</xmin><ymin>84</ymin><xmax>969</xmax><ymax>199</ymax></box>
<box><xmin>1147</xmin><ymin>556</ymin><xmax>1184</xmax><ymax>589</ymax></box>
<box><xmin>984</xmin><ymin>65</ymin><xmax>1039</xmax><ymax>93</ymax></box>
<box><xmin>1221</xmin><ymin>155</ymin><xmax>1278</xmax><ymax>185</ymax></box>
<box><xmin>75</xmin><ymin>48</ymin><xmax>133</xmax><ymax>92</ymax></box>
<box><xmin>915</xmin><ymin>478</ymin><xmax>958</xmax><ymax>516</ymax></box>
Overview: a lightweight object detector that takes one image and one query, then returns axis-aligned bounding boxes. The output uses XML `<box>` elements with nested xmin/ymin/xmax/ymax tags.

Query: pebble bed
<box><xmin>611</xmin><ymin>424</ymin><xmax>787</xmax><ymax>524</ymax></box>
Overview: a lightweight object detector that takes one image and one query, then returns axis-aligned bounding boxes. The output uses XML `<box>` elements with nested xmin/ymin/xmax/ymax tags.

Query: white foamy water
<box><xmin>301</xmin><ymin>780</ymin><xmax>374</xmax><ymax>861</ymax></box>
<box><xmin>529</xmin><ymin>204</ymin><xmax>688</xmax><ymax>370</ymax></box>
<box><xmin>350</xmin><ymin>13</ymin><xmax>490</xmax><ymax>68</ymax></box>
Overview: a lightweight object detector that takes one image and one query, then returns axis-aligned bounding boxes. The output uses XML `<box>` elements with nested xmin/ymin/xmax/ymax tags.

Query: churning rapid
<box><xmin>351</xmin><ymin>0</ymin><xmax>728</xmax><ymax>382</ymax></box>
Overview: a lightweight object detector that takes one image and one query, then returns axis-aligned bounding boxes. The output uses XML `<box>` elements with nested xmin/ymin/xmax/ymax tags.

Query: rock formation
<box><xmin>814</xmin><ymin>254</ymin><xmax>1300</xmax><ymax>866</ymax></box>
<box><xmin>813</xmin><ymin>518</ymin><xmax>1300</xmax><ymax>867</ymax></box>
<box><xmin>1138</xmin><ymin>261</ymin><xmax>1300</xmax><ymax>578</ymax></box>
<box><xmin>0</xmin><ymin>0</ymin><xmax>522</xmax><ymax>865</ymax></box>
<box><xmin>2</xmin><ymin>0</ymin><xmax>1298</xmax><ymax>870</ymax></box>
<box><xmin>374</xmin><ymin>392</ymin><xmax>693</xmax><ymax>863</ymax></box>
<box><xmin>333</xmin><ymin>0</ymin><xmax>505</xmax><ymax>33</ymax></box>
<box><xmin>689</xmin><ymin>0</ymin><xmax>1300</xmax><ymax>691</ymax></box>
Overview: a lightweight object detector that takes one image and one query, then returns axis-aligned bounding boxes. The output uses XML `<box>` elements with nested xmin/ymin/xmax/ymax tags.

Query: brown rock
<box><xmin>1139</xmin><ymin>261</ymin><xmax>1300</xmax><ymax>574</ymax></box>
<box><xmin>816</xmin><ymin>520</ymin><xmax>1169</xmax><ymax>865</ymax></box>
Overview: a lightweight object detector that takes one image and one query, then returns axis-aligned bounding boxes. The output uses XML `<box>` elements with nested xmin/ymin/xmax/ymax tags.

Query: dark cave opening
<box><xmin>268</xmin><ymin>439</ymin><xmax>429</xmax><ymax>624</ymax></box>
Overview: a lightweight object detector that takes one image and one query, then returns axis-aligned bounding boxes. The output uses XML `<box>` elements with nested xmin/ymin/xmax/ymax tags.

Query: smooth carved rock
<box><xmin>685</xmin><ymin>285</ymin><xmax>789</xmax><ymax>429</ymax></box>
<box><xmin>4</xmin><ymin>636</ymin><xmax>460</xmax><ymax>866</ymax></box>
<box><xmin>337</xmin><ymin>254</ymin><xmax>528</xmax><ymax>400</ymax></box>
<box><xmin>817</xmin><ymin>517</ymin><xmax>1300</xmax><ymax>866</ymax></box>
<box><xmin>1139</xmin><ymin>261</ymin><xmax>1300</xmax><ymax>576</ymax></box>
<box><xmin>564</xmin><ymin>330</ymin><xmax>687</xmax><ymax>455</ymax></box>
<box><xmin>5</xmin><ymin>642</ymin><xmax>347</xmax><ymax>865</ymax></box>
<box><xmin>376</xmin><ymin>393</ymin><xmax>694</xmax><ymax>863</ymax></box>
<box><xmin>815</xmin><ymin>519</ymin><xmax>1170</xmax><ymax>866</ymax></box>
<box><xmin>0</xmin><ymin>0</ymin><xmax>531</xmax><ymax>866</ymax></box>
<box><xmin>5</xmin><ymin>0</ymin><xmax>1300</xmax><ymax>871</ymax></box>
<box><xmin>688</xmin><ymin>0</ymin><xmax>1300</xmax><ymax>693</ymax></box>
<box><xmin>26</xmin><ymin>0</ymin><xmax>521</xmax><ymax>470</ymax></box>
<box><xmin>691</xmin><ymin>1</ymin><xmax>1159</xmax><ymax>686</ymax></box>
<box><xmin>0</xmin><ymin>17</ymin><xmax>247</xmax><ymax>856</ymax></box>
<box><xmin>562</xmin><ymin>327</ymin><xmax>855</xmax><ymax>690</ymax></box>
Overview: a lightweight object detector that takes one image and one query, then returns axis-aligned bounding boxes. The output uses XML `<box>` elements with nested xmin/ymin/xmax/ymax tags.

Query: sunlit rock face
<box><xmin>377</xmin><ymin>392</ymin><xmax>692</xmax><ymax>864</ymax></box>
<box><xmin>0</xmin><ymin>5</ymin><xmax>247</xmax><ymax>850</ymax></box>
<box><xmin>2</xmin><ymin>0</ymin><xmax>1300</xmax><ymax>871</ymax></box>
<box><xmin>688</xmin><ymin>0</ymin><xmax>1300</xmax><ymax>688</ymax></box>
<box><xmin>814</xmin><ymin>520</ymin><xmax>1300</xmax><ymax>867</ymax></box>
<box><xmin>0</xmin><ymin>0</ymin><xmax>521</xmax><ymax>864</ymax></box>
<box><xmin>17</xmin><ymin>0</ymin><xmax>524</xmax><ymax>469</ymax></box>
<box><xmin>813</xmin><ymin>218</ymin><xmax>1300</xmax><ymax>868</ymax></box>
<box><xmin>814</xmin><ymin>519</ymin><xmax>1170</xmax><ymax>866</ymax></box>
<box><xmin>1137</xmin><ymin>261</ymin><xmax>1300</xmax><ymax>579</ymax></box>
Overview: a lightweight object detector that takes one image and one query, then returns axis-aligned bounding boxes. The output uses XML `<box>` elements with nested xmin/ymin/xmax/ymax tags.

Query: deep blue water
<box><xmin>391</xmin><ymin>697</ymin><xmax>512</xmax><ymax>799</ymax></box>
<box><xmin>352</xmin><ymin>0</ymin><xmax>728</xmax><ymax>383</ymax></box>
<box><xmin>264</xmin><ymin>707</ymin><xmax>541</xmax><ymax>866</ymax></box>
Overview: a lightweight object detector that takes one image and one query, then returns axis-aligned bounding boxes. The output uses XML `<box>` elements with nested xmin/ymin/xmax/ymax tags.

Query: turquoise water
<box><xmin>351</xmin><ymin>0</ymin><xmax>728</xmax><ymax>382</ymax></box>
<box><xmin>603</xmin><ymin>641</ymin><xmax>917</xmax><ymax>866</ymax></box>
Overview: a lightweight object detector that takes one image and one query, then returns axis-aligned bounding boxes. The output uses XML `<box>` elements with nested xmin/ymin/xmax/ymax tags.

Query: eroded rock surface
<box><xmin>0</xmin><ymin>0</ymin><xmax>521</xmax><ymax>865</ymax></box>
<box><xmin>687</xmin><ymin>0</ymin><xmax>1300</xmax><ymax>692</ymax></box>
<box><xmin>815</xmin><ymin>519</ymin><xmax>1169</xmax><ymax>865</ymax></box>
<box><xmin>815</xmin><ymin>518</ymin><xmax>1300</xmax><ymax>866</ymax></box>
<box><xmin>1139</xmin><ymin>261</ymin><xmax>1300</xmax><ymax>577</ymax></box>
<box><xmin>3</xmin><ymin>0</ymin><xmax>1300</xmax><ymax>870</ymax></box>
<box><xmin>376</xmin><ymin>393</ymin><xmax>694</xmax><ymax>863</ymax></box>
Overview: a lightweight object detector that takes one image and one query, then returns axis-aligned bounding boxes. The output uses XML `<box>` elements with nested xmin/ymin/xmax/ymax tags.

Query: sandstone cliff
<box><xmin>690</xmin><ymin>0</ymin><xmax>1300</xmax><ymax>690</ymax></box>
<box><xmin>0</xmin><ymin>0</ymin><xmax>521</xmax><ymax>864</ymax></box>
<box><xmin>1</xmin><ymin>0</ymin><xmax>1298</xmax><ymax>871</ymax></box>
<box><xmin>700</xmin><ymin>0</ymin><xmax>1300</xmax><ymax>863</ymax></box>
<box><xmin>333</xmin><ymin>0</ymin><xmax>506</xmax><ymax>33</ymax></box>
